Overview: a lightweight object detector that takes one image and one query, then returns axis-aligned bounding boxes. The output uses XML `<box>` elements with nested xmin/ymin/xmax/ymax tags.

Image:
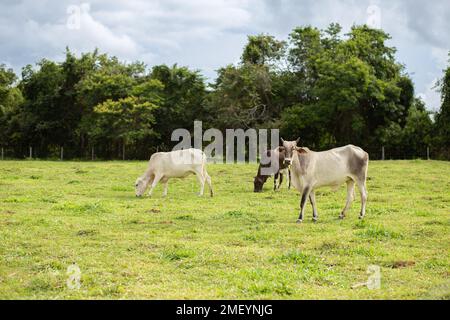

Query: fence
<box><xmin>0</xmin><ymin>144</ymin><xmax>155</xmax><ymax>161</ymax></box>
<box><xmin>364</xmin><ymin>146</ymin><xmax>431</xmax><ymax>161</ymax></box>
<box><xmin>0</xmin><ymin>145</ymin><xmax>436</xmax><ymax>161</ymax></box>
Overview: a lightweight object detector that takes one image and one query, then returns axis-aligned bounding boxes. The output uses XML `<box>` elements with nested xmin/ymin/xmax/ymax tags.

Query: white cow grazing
<box><xmin>286</xmin><ymin>143</ymin><xmax>369</xmax><ymax>223</ymax></box>
<box><xmin>135</xmin><ymin>148</ymin><xmax>213</xmax><ymax>197</ymax></box>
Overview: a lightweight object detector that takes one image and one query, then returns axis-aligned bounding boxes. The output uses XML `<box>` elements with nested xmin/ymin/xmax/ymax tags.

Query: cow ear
<box><xmin>278</xmin><ymin>146</ymin><xmax>285</xmax><ymax>151</ymax></box>
<box><xmin>296</xmin><ymin>147</ymin><xmax>308</xmax><ymax>154</ymax></box>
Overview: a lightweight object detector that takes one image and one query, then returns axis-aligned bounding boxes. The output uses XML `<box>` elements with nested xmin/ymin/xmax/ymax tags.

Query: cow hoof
<box><xmin>359</xmin><ymin>216</ymin><xmax>365</xmax><ymax>220</ymax></box>
<box><xmin>339</xmin><ymin>215</ymin><xmax>345</xmax><ymax>220</ymax></box>
<box><xmin>312</xmin><ymin>218</ymin><xmax>318</xmax><ymax>223</ymax></box>
<box><xmin>296</xmin><ymin>219</ymin><xmax>303</xmax><ymax>224</ymax></box>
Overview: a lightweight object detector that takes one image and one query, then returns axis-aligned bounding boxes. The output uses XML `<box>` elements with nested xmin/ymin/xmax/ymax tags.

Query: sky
<box><xmin>0</xmin><ymin>0</ymin><xmax>449</xmax><ymax>111</ymax></box>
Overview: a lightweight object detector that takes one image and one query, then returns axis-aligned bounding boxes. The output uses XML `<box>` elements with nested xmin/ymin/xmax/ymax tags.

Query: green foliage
<box><xmin>86</xmin><ymin>78</ymin><xmax>163</xmax><ymax>156</ymax></box>
<box><xmin>284</xmin><ymin>25</ymin><xmax>407</xmax><ymax>147</ymax></box>
<box><xmin>0</xmin><ymin>26</ymin><xmax>447</xmax><ymax>159</ymax></box>
<box><xmin>241</xmin><ymin>34</ymin><xmax>286</xmax><ymax>65</ymax></box>
<box><xmin>402</xmin><ymin>99</ymin><xmax>433</xmax><ymax>152</ymax></box>
<box><xmin>0</xmin><ymin>64</ymin><xmax>23</xmax><ymax>148</ymax></box>
<box><xmin>434</xmin><ymin>54</ymin><xmax>450</xmax><ymax>158</ymax></box>
<box><xmin>0</xmin><ymin>49</ymin><xmax>204</xmax><ymax>158</ymax></box>
<box><xmin>150</xmin><ymin>64</ymin><xmax>207</xmax><ymax>148</ymax></box>
<box><xmin>0</xmin><ymin>64</ymin><xmax>18</xmax><ymax>107</ymax></box>
<box><xmin>208</xmin><ymin>63</ymin><xmax>274</xmax><ymax>129</ymax></box>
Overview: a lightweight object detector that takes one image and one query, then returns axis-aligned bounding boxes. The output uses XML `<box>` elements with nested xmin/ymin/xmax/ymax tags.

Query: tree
<box><xmin>150</xmin><ymin>64</ymin><xmax>207</xmax><ymax>148</ymax></box>
<box><xmin>0</xmin><ymin>27</ymin><xmax>440</xmax><ymax>160</ymax></box>
<box><xmin>0</xmin><ymin>64</ymin><xmax>17</xmax><ymax>108</ymax></box>
<box><xmin>208</xmin><ymin>63</ymin><xmax>273</xmax><ymax>130</ymax></box>
<box><xmin>283</xmin><ymin>24</ymin><xmax>413</xmax><ymax>148</ymax></box>
<box><xmin>76</xmin><ymin>53</ymin><xmax>143</xmax><ymax>109</ymax></box>
<box><xmin>402</xmin><ymin>99</ymin><xmax>432</xmax><ymax>157</ymax></box>
<box><xmin>76</xmin><ymin>53</ymin><xmax>148</xmax><ymax>157</ymax></box>
<box><xmin>59</xmin><ymin>49</ymin><xmax>99</xmax><ymax>155</ymax></box>
<box><xmin>18</xmin><ymin>60</ymin><xmax>65</xmax><ymax>154</ymax></box>
<box><xmin>0</xmin><ymin>65</ymin><xmax>23</xmax><ymax>151</ymax></box>
<box><xmin>434</xmin><ymin>53</ymin><xmax>450</xmax><ymax>158</ymax></box>
<box><xmin>89</xmin><ymin>78</ymin><xmax>163</xmax><ymax>159</ymax></box>
<box><xmin>241</xmin><ymin>34</ymin><xmax>285</xmax><ymax>66</ymax></box>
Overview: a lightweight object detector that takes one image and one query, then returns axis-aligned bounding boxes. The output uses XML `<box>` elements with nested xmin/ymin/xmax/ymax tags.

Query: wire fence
<box><xmin>364</xmin><ymin>146</ymin><xmax>431</xmax><ymax>161</ymax></box>
<box><xmin>0</xmin><ymin>145</ymin><xmax>435</xmax><ymax>161</ymax></box>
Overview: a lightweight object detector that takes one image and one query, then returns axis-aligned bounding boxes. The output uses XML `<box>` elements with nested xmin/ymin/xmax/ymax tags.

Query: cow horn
<box><xmin>296</xmin><ymin>137</ymin><xmax>301</xmax><ymax>145</ymax></box>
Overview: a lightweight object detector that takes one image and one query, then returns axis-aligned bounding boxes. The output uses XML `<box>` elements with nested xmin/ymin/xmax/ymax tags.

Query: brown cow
<box><xmin>253</xmin><ymin>147</ymin><xmax>291</xmax><ymax>193</ymax></box>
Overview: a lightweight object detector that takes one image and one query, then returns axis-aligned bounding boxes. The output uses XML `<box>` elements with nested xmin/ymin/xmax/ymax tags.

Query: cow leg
<box><xmin>162</xmin><ymin>178</ymin><xmax>169</xmax><ymax>197</ymax></box>
<box><xmin>278</xmin><ymin>173</ymin><xmax>283</xmax><ymax>190</ymax></box>
<box><xmin>357</xmin><ymin>180</ymin><xmax>368</xmax><ymax>219</ymax></box>
<box><xmin>287</xmin><ymin>169</ymin><xmax>291</xmax><ymax>189</ymax></box>
<box><xmin>204</xmin><ymin>171</ymin><xmax>213</xmax><ymax>197</ymax></box>
<box><xmin>340</xmin><ymin>180</ymin><xmax>355</xmax><ymax>219</ymax></box>
<box><xmin>148</xmin><ymin>174</ymin><xmax>162</xmax><ymax>197</ymax></box>
<box><xmin>274</xmin><ymin>173</ymin><xmax>279</xmax><ymax>191</ymax></box>
<box><xmin>297</xmin><ymin>186</ymin><xmax>312</xmax><ymax>223</ymax></box>
<box><xmin>195</xmin><ymin>172</ymin><xmax>205</xmax><ymax>196</ymax></box>
<box><xmin>309</xmin><ymin>191</ymin><xmax>318</xmax><ymax>222</ymax></box>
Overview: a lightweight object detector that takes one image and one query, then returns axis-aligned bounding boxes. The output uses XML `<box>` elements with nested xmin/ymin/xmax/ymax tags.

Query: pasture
<box><xmin>0</xmin><ymin>160</ymin><xmax>449</xmax><ymax>299</ymax></box>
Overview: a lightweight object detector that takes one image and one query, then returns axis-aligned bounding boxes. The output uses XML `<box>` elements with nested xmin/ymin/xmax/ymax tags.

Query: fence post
<box><xmin>91</xmin><ymin>147</ymin><xmax>95</xmax><ymax>161</ymax></box>
<box><xmin>1</xmin><ymin>147</ymin><xmax>3</xmax><ymax>160</ymax></box>
<box><xmin>381</xmin><ymin>146</ymin><xmax>385</xmax><ymax>161</ymax></box>
<box><xmin>427</xmin><ymin>146</ymin><xmax>430</xmax><ymax>160</ymax></box>
<box><xmin>122</xmin><ymin>143</ymin><xmax>125</xmax><ymax>161</ymax></box>
<box><xmin>60</xmin><ymin>147</ymin><xmax>64</xmax><ymax>161</ymax></box>
<box><xmin>29</xmin><ymin>146</ymin><xmax>32</xmax><ymax>159</ymax></box>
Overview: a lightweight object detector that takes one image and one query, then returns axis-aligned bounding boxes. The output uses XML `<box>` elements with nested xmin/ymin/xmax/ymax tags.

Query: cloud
<box><xmin>418</xmin><ymin>78</ymin><xmax>441</xmax><ymax>112</ymax></box>
<box><xmin>0</xmin><ymin>0</ymin><xmax>449</xmax><ymax>110</ymax></box>
<box><xmin>402</xmin><ymin>0</ymin><xmax>450</xmax><ymax>48</ymax></box>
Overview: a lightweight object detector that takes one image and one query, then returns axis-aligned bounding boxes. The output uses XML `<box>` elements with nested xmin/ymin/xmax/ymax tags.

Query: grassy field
<box><xmin>0</xmin><ymin>160</ymin><xmax>449</xmax><ymax>300</ymax></box>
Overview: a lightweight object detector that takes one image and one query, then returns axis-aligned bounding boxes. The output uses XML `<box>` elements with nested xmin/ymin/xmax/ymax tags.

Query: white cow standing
<box><xmin>281</xmin><ymin>140</ymin><xmax>369</xmax><ymax>223</ymax></box>
<box><xmin>135</xmin><ymin>148</ymin><xmax>213</xmax><ymax>197</ymax></box>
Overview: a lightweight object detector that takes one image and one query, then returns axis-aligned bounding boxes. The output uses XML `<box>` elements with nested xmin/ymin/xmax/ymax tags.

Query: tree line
<box><xmin>0</xmin><ymin>24</ymin><xmax>449</xmax><ymax>160</ymax></box>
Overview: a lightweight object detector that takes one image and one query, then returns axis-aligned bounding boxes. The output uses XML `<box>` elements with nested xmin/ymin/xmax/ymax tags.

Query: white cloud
<box><xmin>431</xmin><ymin>47</ymin><xmax>449</xmax><ymax>68</ymax></box>
<box><xmin>418</xmin><ymin>78</ymin><xmax>441</xmax><ymax>112</ymax></box>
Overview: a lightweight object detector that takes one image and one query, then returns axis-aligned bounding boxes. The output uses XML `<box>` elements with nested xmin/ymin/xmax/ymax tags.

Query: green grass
<box><xmin>0</xmin><ymin>160</ymin><xmax>449</xmax><ymax>299</ymax></box>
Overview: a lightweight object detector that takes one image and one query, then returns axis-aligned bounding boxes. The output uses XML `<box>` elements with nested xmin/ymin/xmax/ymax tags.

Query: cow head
<box><xmin>253</xmin><ymin>175</ymin><xmax>265</xmax><ymax>192</ymax></box>
<box><xmin>280</xmin><ymin>137</ymin><xmax>301</xmax><ymax>166</ymax></box>
<box><xmin>135</xmin><ymin>177</ymin><xmax>148</xmax><ymax>197</ymax></box>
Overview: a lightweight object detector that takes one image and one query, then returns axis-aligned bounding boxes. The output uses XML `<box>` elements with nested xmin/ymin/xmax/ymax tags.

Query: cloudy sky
<box><xmin>1</xmin><ymin>0</ymin><xmax>449</xmax><ymax>111</ymax></box>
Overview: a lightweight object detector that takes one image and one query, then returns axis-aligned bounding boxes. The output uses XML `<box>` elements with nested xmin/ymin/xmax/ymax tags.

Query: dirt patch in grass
<box><xmin>155</xmin><ymin>220</ymin><xmax>173</xmax><ymax>225</ymax></box>
<box><xmin>175</xmin><ymin>215</ymin><xmax>195</xmax><ymax>220</ymax></box>
<box><xmin>76</xmin><ymin>229</ymin><xmax>98</xmax><ymax>237</ymax></box>
<box><xmin>386</xmin><ymin>261</ymin><xmax>416</xmax><ymax>269</ymax></box>
<box><xmin>146</xmin><ymin>208</ymin><xmax>161</xmax><ymax>214</ymax></box>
